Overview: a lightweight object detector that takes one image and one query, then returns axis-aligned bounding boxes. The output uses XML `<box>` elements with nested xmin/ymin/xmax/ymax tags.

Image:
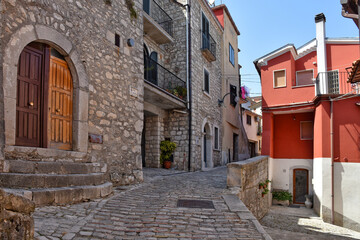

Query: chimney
<box><xmin>315</xmin><ymin>13</ymin><xmax>328</xmax><ymax>94</ymax></box>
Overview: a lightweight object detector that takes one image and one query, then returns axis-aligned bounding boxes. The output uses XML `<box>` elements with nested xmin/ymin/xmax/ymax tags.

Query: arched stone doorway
<box><xmin>16</xmin><ymin>42</ymin><xmax>73</xmax><ymax>150</ymax></box>
<box><xmin>3</xmin><ymin>25</ymin><xmax>89</xmax><ymax>152</ymax></box>
<box><xmin>202</xmin><ymin>122</ymin><xmax>213</xmax><ymax>170</ymax></box>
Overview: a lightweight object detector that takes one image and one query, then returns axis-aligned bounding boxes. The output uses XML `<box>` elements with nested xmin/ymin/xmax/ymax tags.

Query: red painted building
<box><xmin>254</xmin><ymin>14</ymin><xmax>360</xmax><ymax>231</ymax></box>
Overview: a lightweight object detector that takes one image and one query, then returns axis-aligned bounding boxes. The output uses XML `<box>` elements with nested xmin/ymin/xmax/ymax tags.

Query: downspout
<box><xmin>330</xmin><ymin>97</ymin><xmax>334</xmax><ymax>224</ymax></box>
<box><xmin>186</xmin><ymin>0</ymin><xmax>192</xmax><ymax>171</ymax></box>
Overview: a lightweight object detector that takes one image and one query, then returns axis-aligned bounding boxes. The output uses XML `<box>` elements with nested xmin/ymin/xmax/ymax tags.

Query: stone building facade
<box><xmin>0</xmin><ymin>0</ymin><xmax>144</xmax><ymax>205</ymax></box>
<box><xmin>0</xmin><ymin>0</ymin><xmax>242</xmax><ymax>205</ymax></box>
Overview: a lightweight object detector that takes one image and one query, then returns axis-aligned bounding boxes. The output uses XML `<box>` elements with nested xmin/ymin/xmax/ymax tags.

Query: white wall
<box><xmin>334</xmin><ymin>162</ymin><xmax>360</xmax><ymax>231</ymax></box>
<box><xmin>269</xmin><ymin>158</ymin><xmax>313</xmax><ymax>197</ymax></box>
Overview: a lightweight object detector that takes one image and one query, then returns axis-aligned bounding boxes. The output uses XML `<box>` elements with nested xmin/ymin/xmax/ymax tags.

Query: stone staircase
<box><xmin>0</xmin><ymin>146</ymin><xmax>113</xmax><ymax>206</ymax></box>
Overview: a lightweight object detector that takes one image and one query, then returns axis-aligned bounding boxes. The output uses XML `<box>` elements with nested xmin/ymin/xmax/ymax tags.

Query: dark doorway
<box><xmin>149</xmin><ymin>52</ymin><xmax>158</xmax><ymax>85</ymax></box>
<box><xmin>203</xmin><ymin>127</ymin><xmax>207</xmax><ymax>167</ymax></box>
<box><xmin>249</xmin><ymin>142</ymin><xmax>256</xmax><ymax>158</ymax></box>
<box><xmin>293</xmin><ymin>169</ymin><xmax>309</xmax><ymax>204</ymax></box>
<box><xmin>233</xmin><ymin>133</ymin><xmax>239</xmax><ymax>162</ymax></box>
<box><xmin>141</xmin><ymin>121</ymin><xmax>146</xmax><ymax>167</ymax></box>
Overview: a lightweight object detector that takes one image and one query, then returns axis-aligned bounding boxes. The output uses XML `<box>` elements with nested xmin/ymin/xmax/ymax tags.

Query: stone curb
<box><xmin>222</xmin><ymin>194</ymin><xmax>273</xmax><ymax>240</ymax></box>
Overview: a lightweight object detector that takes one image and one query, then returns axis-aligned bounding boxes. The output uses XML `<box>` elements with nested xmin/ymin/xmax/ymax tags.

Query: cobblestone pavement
<box><xmin>261</xmin><ymin>205</ymin><xmax>360</xmax><ymax>240</ymax></box>
<box><xmin>34</xmin><ymin>167</ymin><xmax>264</xmax><ymax>239</ymax></box>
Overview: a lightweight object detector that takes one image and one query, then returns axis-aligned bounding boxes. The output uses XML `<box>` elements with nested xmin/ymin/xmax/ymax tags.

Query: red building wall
<box><xmin>261</xmin><ymin>51</ymin><xmax>316</xmax><ymax>108</ymax></box>
<box><xmin>333</xmin><ymin>97</ymin><xmax>360</xmax><ymax>163</ymax></box>
<box><xmin>273</xmin><ymin>112</ymin><xmax>314</xmax><ymax>159</ymax></box>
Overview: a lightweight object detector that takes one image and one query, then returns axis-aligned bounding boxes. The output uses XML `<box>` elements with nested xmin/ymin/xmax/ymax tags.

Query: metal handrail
<box><xmin>201</xmin><ymin>32</ymin><xmax>216</xmax><ymax>58</ymax></box>
<box><xmin>144</xmin><ymin>0</ymin><xmax>173</xmax><ymax>37</ymax></box>
<box><xmin>144</xmin><ymin>56</ymin><xmax>187</xmax><ymax>100</ymax></box>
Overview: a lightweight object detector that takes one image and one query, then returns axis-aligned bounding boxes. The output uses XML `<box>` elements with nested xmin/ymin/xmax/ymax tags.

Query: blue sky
<box><xmin>213</xmin><ymin>0</ymin><xmax>359</xmax><ymax>96</ymax></box>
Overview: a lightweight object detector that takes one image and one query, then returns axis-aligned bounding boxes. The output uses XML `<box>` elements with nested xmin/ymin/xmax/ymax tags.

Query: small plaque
<box><xmin>89</xmin><ymin>134</ymin><xmax>103</xmax><ymax>144</ymax></box>
<box><xmin>130</xmin><ymin>87</ymin><xmax>138</xmax><ymax>98</ymax></box>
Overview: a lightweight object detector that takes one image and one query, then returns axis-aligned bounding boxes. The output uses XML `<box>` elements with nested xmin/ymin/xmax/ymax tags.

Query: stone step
<box><xmin>4</xmin><ymin>146</ymin><xmax>88</xmax><ymax>163</ymax></box>
<box><xmin>2</xmin><ymin>160</ymin><xmax>107</xmax><ymax>174</ymax></box>
<box><xmin>3</xmin><ymin>182</ymin><xmax>113</xmax><ymax>206</ymax></box>
<box><xmin>0</xmin><ymin>173</ymin><xmax>105</xmax><ymax>189</ymax></box>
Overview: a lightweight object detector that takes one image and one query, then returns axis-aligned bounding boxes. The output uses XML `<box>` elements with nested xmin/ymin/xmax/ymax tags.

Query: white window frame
<box><xmin>273</xmin><ymin>69</ymin><xmax>287</xmax><ymax>88</ymax></box>
<box><xmin>300</xmin><ymin>121</ymin><xmax>313</xmax><ymax>140</ymax></box>
<box><xmin>213</xmin><ymin>126</ymin><xmax>220</xmax><ymax>150</ymax></box>
<box><xmin>203</xmin><ymin>67</ymin><xmax>210</xmax><ymax>95</ymax></box>
<box><xmin>296</xmin><ymin>69</ymin><xmax>314</xmax><ymax>87</ymax></box>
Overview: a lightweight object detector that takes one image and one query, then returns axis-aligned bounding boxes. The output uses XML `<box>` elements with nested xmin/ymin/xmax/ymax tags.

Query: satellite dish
<box><xmin>208</xmin><ymin>0</ymin><xmax>215</xmax><ymax>6</ymax></box>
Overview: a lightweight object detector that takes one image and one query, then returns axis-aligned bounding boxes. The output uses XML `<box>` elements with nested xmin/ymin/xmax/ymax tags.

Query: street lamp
<box><xmin>218</xmin><ymin>92</ymin><xmax>239</xmax><ymax>107</ymax></box>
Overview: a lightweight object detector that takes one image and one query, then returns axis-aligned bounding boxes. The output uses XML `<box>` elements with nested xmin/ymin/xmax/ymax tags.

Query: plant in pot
<box><xmin>272</xmin><ymin>190</ymin><xmax>292</xmax><ymax>207</ymax></box>
<box><xmin>160</xmin><ymin>140</ymin><xmax>176</xmax><ymax>169</ymax></box>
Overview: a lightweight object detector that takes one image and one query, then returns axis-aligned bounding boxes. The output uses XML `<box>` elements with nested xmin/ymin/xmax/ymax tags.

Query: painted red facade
<box><xmin>257</xmin><ymin>40</ymin><xmax>360</xmax><ymax>163</ymax></box>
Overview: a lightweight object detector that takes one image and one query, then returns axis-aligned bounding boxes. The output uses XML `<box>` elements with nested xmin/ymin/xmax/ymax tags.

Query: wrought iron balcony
<box><xmin>143</xmin><ymin>0</ymin><xmax>173</xmax><ymax>44</ymax></box>
<box><xmin>201</xmin><ymin>32</ymin><xmax>216</xmax><ymax>62</ymax></box>
<box><xmin>144</xmin><ymin>55</ymin><xmax>187</xmax><ymax>101</ymax></box>
<box><xmin>315</xmin><ymin>71</ymin><xmax>360</xmax><ymax>95</ymax></box>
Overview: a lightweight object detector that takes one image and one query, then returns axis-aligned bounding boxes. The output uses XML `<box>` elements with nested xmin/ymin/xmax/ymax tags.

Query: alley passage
<box><xmin>34</xmin><ymin>167</ymin><xmax>264</xmax><ymax>239</ymax></box>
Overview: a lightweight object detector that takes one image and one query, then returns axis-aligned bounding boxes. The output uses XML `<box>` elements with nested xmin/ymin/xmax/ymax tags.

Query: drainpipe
<box><xmin>186</xmin><ymin>0</ymin><xmax>192</xmax><ymax>171</ymax></box>
<box><xmin>330</xmin><ymin>98</ymin><xmax>334</xmax><ymax>224</ymax></box>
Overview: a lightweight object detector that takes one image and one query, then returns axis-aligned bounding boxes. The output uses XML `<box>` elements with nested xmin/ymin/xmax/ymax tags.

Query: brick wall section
<box><xmin>0</xmin><ymin>189</ymin><xmax>35</xmax><ymax>239</ymax></box>
<box><xmin>145</xmin><ymin>116</ymin><xmax>162</xmax><ymax>168</ymax></box>
<box><xmin>0</xmin><ymin>0</ymin><xmax>144</xmax><ymax>185</ymax></box>
<box><xmin>227</xmin><ymin>156</ymin><xmax>271</xmax><ymax>219</ymax></box>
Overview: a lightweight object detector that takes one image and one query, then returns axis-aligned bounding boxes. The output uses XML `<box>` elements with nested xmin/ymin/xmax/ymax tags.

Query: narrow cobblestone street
<box><xmin>34</xmin><ymin>167</ymin><xmax>264</xmax><ymax>239</ymax></box>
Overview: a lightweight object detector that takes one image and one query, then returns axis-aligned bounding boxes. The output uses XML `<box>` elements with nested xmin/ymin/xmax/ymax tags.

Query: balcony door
<box><xmin>143</xmin><ymin>0</ymin><xmax>150</xmax><ymax>14</ymax></box>
<box><xmin>149</xmin><ymin>52</ymin><xmax>158</xmax><ymax>85</ymax></box>
<box><xmin>202</xmin><ymin>13</ymin><xmax>209</xmax><ymax>49</ymax></box>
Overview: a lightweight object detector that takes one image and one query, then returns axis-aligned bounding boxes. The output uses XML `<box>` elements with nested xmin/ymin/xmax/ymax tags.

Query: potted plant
<box><xmin>160</xmin><ymin>140</ymin><xmax>176</xmax><ymax>169</ymax></box>
<box><xmin>272</xmin><ymin>190</ymin><xmax>292</xmax><ymax>207</ymax></box>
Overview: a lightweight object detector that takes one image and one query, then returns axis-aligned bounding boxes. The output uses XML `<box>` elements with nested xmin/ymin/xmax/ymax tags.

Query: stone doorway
<box><xmin>293</xmin><ymin>169</ymin><xmax>309</xmax><ymax>204</ymax></box>
<box><xmin>16</xmin><ymin>42</ymin><xmax>73</xmax><ymax>150</ymax></box>
<box><xmin>202</xmin><ymin>123</ymin><xmax>212</xmax><ymax>169</ymax></box>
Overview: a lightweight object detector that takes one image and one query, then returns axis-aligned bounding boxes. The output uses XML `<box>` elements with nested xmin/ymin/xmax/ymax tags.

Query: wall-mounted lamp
<box><xmin>356</xmin><ymin>102</ymin><xmax>360</xmax><ymax>107</ymax></box>
<box><xmin>218</xmin><ymin>92</ymin><xmax>239</xmax><ymax>107</ymax></box>
<box><xmin>127</xmin><ymin>38</ymin><xmax>135</xmax><ymax>47</ymax></box>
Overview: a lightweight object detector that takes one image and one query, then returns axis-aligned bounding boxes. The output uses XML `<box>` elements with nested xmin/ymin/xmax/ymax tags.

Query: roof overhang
<box><xmin>341</xmin><ymin>0</ymin><xmax>359</xmax><ymax>27</ymax></box>
<box><xmin>347</xmin><ymin>58</ymin><xmax>360</xmax><ymax>83</ymax></box>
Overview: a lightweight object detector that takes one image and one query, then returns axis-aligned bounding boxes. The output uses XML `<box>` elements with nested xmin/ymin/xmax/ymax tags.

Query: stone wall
<box><xmin>0</xmin><ymin>189</ymin><xmax>35</xmax><ymax>239</ymax></box>
<box><xmin>1</xmin><ymin>0</ymin><xmax>144</xmax><ymax>185</ymax></box>
<box><xmin>189</xmin><ymin>0</ymin><xmax>223</xmax><ymax>170</ymax></box>
<box><xmin>227</xmin><ymin>156</ymin><xmax>270</xmax><ymax>219</ymax></box>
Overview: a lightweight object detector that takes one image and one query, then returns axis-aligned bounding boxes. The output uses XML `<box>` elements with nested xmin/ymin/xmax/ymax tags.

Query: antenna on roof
<box><xmin>208</xmin><ymin>0</ymin><xmax>215</xmax><ymax>6</ymax></box>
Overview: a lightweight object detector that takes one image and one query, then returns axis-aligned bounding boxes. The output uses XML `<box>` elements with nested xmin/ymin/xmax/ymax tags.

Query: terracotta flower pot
<box><xmin>164</xmin><ymin>161</ymin><xmax>171</xmax><ymax>169</ymax></box>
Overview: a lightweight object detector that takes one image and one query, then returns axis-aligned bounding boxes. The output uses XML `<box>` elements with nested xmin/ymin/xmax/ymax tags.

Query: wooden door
<box><xmin>48</xmin><ymin>56</ymin><xmax>73</xmax><ymax>150</ymax></box>
<box><xmin>293</xmin><ymin>169</ymin><xmax>309</xmax><ymax>204</ymax></box>
<box><xmin>16</xmin><ymin>46</ymin><xmax>43</xmax><ymax>147</ymax></box>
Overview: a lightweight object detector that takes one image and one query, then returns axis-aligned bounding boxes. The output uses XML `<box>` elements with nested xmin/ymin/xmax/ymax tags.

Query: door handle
<box><xmin>29</xmin><ymin>102</ymin><xmax>34</xmax><ymax>106</ymax></box>
<box><xmin>56</xmin><ymin>108</ymin><xmax>61</xmax><ymax>113</ymax></box>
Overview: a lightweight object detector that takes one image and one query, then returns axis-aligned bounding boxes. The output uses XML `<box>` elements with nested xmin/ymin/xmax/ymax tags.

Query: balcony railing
<box><xmin>201</xmin><ymin>32</ymin><xmax>216</xmax><ymax>61</ymax></box>
<box><xmin>144</xmin><ymin>55</ymin><xmax>187</xmax><ymax>100</ymax></box>
<box><xmin>316</xmin><ymin>71</ymin><xmax>360</xmax><ymax>95</ymax></box>
<box><xmin>143</xmin><ymin>0</ymin><xmax>173</xmax><ymax>37</ymax></box>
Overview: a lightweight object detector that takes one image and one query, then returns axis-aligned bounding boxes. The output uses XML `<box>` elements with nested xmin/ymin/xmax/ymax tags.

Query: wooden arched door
<box><xmin>16</xmin><ymin>42</ymin><xmax>73</xmax><ymax>150</ymax></box>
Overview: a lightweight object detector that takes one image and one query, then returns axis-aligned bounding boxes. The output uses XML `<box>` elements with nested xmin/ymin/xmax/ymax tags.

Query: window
<box><xmin>214</xmin><ymin>127</ymin><xmax>219</xmax><ymax>150</ymax></box>
<box><xmin>259</xmin><ymin>140</ymin><xmax>261</xmax><ymax>150</ymax></box>
<box><xmin>230</xmin><ymin>84</ymin><xmax>237</xmax><ymax>107</ymax></box>
<box><xmin>204</xmin><ymin>69</ymin><xmax>209</xmax><ymax>93</ymax></box>
<box><xmin>273</xmin><ymin>69</ymin><xmax>286</xmax><ymax>88</ymax></box>
<box><xmin>300</xmin><ymin>121</ymin><xmax>313</xmax><ymax>140</ymax></box>
<box><xmin>229</xmin><ymin>43</ymin><xmax>235</xmax><ymax>66</ymax></box>
<box><xmin>202</xmin><ymin>13</ymin><xmax>210</xmax><ymax>50</ymax></box>
<box><xmin>296</xmin><ymin>70</ymin><xmax>314</xmax><ymax>86</ymax></box>
<box><xmin>115</xmin><ymin>33</ymin><xmax>120</xmax><ymax>47</ymax></box>
<box><xmin>246</xmin><ymin>114</ymin><xmax>252</xmax><ymax>125</ymax></box>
